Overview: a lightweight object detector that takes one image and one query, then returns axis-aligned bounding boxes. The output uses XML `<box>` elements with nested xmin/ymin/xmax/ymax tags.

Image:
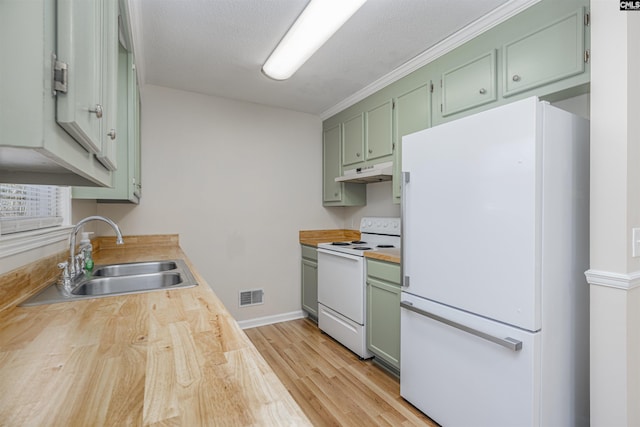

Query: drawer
<box><xmin>367</xmin><ymin>258</ymin><xmax>400</xmax><ymax>285</ymax></box>
<box><xmin>301</xmin><ymin>245</ymin><xmax>318</xmax><ymax>261</ymax></box>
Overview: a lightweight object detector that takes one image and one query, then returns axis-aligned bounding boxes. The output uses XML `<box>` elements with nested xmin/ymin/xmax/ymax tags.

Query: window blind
<box><xmin>0</xmin><ymin>184</ymin><xmax>64</xmax><ymax>235</ymax></box>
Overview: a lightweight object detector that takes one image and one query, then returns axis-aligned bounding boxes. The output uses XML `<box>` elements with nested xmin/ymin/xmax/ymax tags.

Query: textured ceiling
<box><xmin>133</xmin><ymin>0</ymin><xmax>516</xmax><ymax>116</ymax></box>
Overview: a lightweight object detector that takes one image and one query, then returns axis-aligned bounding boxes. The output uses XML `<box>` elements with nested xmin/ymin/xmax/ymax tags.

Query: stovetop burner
<box><xmin>353</xmin><ymin>246</ymin><xmax>372</xmax><ymax>250</ymax></box>
<box><xmin>331</xmin><ymin>242</ymin><xmax>350</xmax><ymax>246</ymax></box>
<box><xmin>377</xmin><ymin>244</ymin><xmax>395</xmax><ymax>248</ymax></box>
<box><xmin>351</xmin><ymin>240</ymin><xmax>367</xmax><ymax>244</ymax></box>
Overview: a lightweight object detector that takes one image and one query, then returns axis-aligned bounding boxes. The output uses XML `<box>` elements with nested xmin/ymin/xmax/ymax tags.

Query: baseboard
<box><xmin>237</xmin><ymin>310</ymin><xmax>307</xmax><ymax>330</ymax></box>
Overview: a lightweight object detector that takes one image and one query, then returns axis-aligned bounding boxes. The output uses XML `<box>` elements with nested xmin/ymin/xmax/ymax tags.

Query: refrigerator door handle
<box><xmin>400</xmin><ymin>301</ymin><xmax>523</xmax><ymax>352</ymax></box>
<box><xmin>401</xmin><ymin>171</ymin><xmax>410</xmax><ymax>288</ymax></box>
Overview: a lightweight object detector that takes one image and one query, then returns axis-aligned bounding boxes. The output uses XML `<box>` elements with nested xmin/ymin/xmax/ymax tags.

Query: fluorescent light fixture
<box><xmin>262</xmin><ymin>0</ymin><xmax>367</xmax><ymax>80</ymax></box>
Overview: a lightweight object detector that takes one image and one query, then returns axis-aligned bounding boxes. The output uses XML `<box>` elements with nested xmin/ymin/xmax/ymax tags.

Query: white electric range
<box><xmin>317</xmin><ymin>217</ymin><xmax>401</xmax><ymax>358</ymax></box>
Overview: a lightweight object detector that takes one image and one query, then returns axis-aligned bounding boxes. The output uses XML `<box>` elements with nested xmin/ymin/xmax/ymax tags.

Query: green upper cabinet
<box><xmin>503</xmin><ymin>8</ymin><xmax>585</xmax><ymax>97</ymax></box>
<box><xmin>74</xmin><ymin>45</ymin><xmax>141</xmax><ymax>203</ymax></box>
<box><xmin>96</xmin><ymin>0</ymin><xmax>119</xmax><ymax>170</ymax></box>
<box><xmin>323</xmin><ymin>124</ymin><xmax>342</xmax><ymax>203</ymax></box>
<box><xmin>323</xmin><ymin>123</ymin><xmax>366</xmax><ymax>206</ymax></box>
<box><xmin>56</xmin><ymin>0</ymin><xmax>106</xmax><ymax>156</ymax></box>
<box><xmin>365</xmin><ymin>100</ymin><xmax>394</xmax><ymax>161</ymax></box>
<box><xmin>0</xmin><ymin>0</ymin><xmax>112</xmax><ymax>186</ymax></box>
<box><xmin>441</xmin><ymin>50</ymin><xmax>497</xmax><ymax>117</ymax></box>
<box><xmin>393</xmin><ymin>84</ymin><xmax>431</xmax><ymax>202</ymax></box>
<box><xmin>342</xmin><ymin>113</ymin><xmax>365</xmax><ymax>166</ymax></box>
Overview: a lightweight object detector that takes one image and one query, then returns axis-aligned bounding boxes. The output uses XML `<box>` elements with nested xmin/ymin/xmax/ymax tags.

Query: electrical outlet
<box><xmin>633</xmin><ymin>228</ymin><xmax>640</xmax><ymax>257</ymax></box>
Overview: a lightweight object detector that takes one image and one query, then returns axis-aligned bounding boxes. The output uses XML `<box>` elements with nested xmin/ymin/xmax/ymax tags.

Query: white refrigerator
<box><xmin>400</xmin><ymin>97</ymin><xmax>590</xmax><ymax>427</ymax></box>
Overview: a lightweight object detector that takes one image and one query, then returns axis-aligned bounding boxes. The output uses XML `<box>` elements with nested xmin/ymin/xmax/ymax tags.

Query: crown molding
<box><xmin>320</xmin><ymin>0</ymin><xmax>541</xmax><ymax>120</ymax></box>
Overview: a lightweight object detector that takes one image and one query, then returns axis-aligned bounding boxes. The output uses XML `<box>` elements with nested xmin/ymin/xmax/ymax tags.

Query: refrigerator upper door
<box><xmin>402</xmin><ymin>97</ymin><xmax>542</xmax><ymax>331</ymax></box>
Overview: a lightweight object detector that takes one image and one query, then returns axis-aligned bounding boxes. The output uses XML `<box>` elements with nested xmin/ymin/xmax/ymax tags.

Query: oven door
<box><xmin>317</xmin><ymin>249</ymin><xmax>365</xmax><ymax>324</ymax></box>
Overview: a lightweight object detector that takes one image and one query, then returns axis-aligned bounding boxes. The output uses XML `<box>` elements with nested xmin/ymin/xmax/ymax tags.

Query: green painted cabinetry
<box><xmin>441</xmin><ymin>50</ymin><xmax>497</xmax><ymax>117</ymax></box>
<box><xmin>366</xmin><ymin>258</ymin><xmax>401</xmax><ymax>373</ymax></box>
<box><xmin>342</xmin><ymin>114</ymin><xmax>365</xmax><ymax>166</ymax></box>
<box><xmin>323</xmin><ymin>123</ymin><xmax>366</xmax><ymax>206</ymax></box>
<box><xmin>0</xmin><ymin>0</ymin><xmax>113</xmax><ymax>186</ymax></box>
<box><xmin>503</xmin><ymin>8</ymin><xmax>585</xmax><ymax>97</ymax></box>
<box><xmin>74</xmin><ymin>45</ymin><xmax>141</xmax><ymax>203</ymax></box>
<box><xmin>323</xmin><ymin>1</ymin><xmax>589</xmax><ymax>206</ymax></box>
<box><xmin>392</xmin><ymin>84</ymin><xmax>432</xmax><ymax>202</ymax></box>
<box><xmin>365</xmin><ymin>100</ymin><xmax>394</xmax><ymax>161</ymax></box>
<box><xmin>301</xmin><ymin>245</ymin><xmax>318</xmax><ymax>320</ymax></box>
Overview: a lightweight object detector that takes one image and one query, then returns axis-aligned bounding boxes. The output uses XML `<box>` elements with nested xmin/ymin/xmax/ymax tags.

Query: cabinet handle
<box><xmin>356</xmin><ymin>152</ymin><xmax>361</xmax><ymax>157</ymax></box>
<box><xmin>479</xmin><ymin>88</ymin><xmax>486</xmax><ymax>94</ymax></box>
<box><xmin>89</xmin><ymin>104</ymin><xmax>103</xmax><ymax>118</ymax></box>
<box><xmin>512</xmin><ymin>74</ymin><xmax>521</xmax><ymax>82</ymax></box>
<box><xmin>334</xmin><ymin>192</ymin><xmax>338</xmax><ymax>197</ymax></box>
<box><xmin>368</xmin><ymin>149</ymin><xmax>373</xmax><ymax>154</ymax></box>
<box><xmin>107</xmin><ymin>129</ymin><xmax>116</xmax><ymax>140</ymax></box>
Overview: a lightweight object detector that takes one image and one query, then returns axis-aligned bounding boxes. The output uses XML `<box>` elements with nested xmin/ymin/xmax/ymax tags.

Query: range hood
<box><xmin>335</xmin><ymin>161</ymin><xmax>393</xmax><ymax>184</ymax></box>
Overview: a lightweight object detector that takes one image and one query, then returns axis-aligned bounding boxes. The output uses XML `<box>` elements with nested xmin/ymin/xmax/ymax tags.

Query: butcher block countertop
<box><xmin>0</xmin><ymin>235</ymin><xmax>310</xmax><ymax>426</ymax></box>
<box><xmin>299</xmin><ymin>229</ymin><xmax>400</xmax><ymax>264</ymax></box>
<box><xmin>364</xmin><ymin>248</ymin><xmax>401</xmax><ymax>264</ymax></box>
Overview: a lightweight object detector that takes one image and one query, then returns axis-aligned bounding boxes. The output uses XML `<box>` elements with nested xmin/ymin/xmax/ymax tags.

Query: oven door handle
<box><xmin>317</xmin><ymin>248</ymin><xmax>363</xmax><ymax>261</ymax></box>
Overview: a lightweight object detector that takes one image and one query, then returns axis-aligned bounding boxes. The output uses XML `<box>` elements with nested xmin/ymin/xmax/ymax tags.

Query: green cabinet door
<box><xmin>366</xmin><ymin>259</ymin><xmax>401</xmax><ymax>372</ymax></box>
<box><xmin>322</xmin><ymin>123</ymin><xmax>366</xmax><ymax>206</ymax></box>
<box><xmin>393</xmin><ymin>84</ymin><xmax>431</xmax><ymax>202</ymax></box>
<box><xmin>56</xmin><ymin>0</ymin><xmax>105</xmax><ymax>154</ymax></box>
<box><xmin>342</xmin><ymin>113</ymin><xmax>365</xmax><ymax>166</ymax></box>
<box><xmin>323</xmin><ymin>124</ymin><xmax>342</xmax><ymax>203</ymax></box>
<box><xmin>441</xmin><ymin>50</ymin><xmax>497</xmax><ymax>117</ymax></box>
<box><xmin>503</xmin><ymin>8</ymin><xmax>585</xmax><ymax>97</ymax></box>
<box><xmin>96</xmin><ymin>0</ymin><xmax>119</xmax><ymax>170</ymax></box>
<box><xmin>74</xmin><ymin>46</ymin><xmax>141</xmax><ymax>203</ymax></box>
<box><xmin>365</xmin><ymin>100</ymin><xmax>393</xmax><ymax>161</ymax></box>
<box><xmin>301</xmin><ymin>245</ymin><xmax>318</xmax><ymax>319</ymax></box>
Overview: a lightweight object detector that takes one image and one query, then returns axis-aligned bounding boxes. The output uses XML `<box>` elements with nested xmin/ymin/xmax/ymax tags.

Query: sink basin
<box><xmin>20</xmin><ymin>259</ymin><xmax>198</xmax><ymax>306</ymax></box>
<box><xmin>72</xmin><ymin>272</ymin><xmax>183</xmax><ymax>296</ymax></box>
<box><xmin>92</xmin><ymin>260</ymin><xmax>178</xmax><ymax>277</ymax></box>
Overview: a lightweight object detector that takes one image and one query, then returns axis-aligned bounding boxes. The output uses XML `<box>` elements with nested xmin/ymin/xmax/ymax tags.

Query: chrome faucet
<box><xmin>58</xmin><ymin>216</ymin><xmax>124</xmax><ymax>292</ymax></box>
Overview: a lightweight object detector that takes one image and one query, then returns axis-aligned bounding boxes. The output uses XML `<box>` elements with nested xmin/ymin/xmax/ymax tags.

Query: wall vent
<box><xmin>239</xmin><ymin>289</ymin><xmax>264</xmax><ymax>307</ymax></box>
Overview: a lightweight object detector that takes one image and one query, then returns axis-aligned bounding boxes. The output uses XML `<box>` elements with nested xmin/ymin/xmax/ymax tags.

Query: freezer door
<box><xmin>400</xmin><ymin>293</ymin><xmax>540</xmax><ymax>427</ymax></box>
<box><xmin>402</xmin><ymin>97</ymin><xmax>542</xmax><ymax>331</ymax></box>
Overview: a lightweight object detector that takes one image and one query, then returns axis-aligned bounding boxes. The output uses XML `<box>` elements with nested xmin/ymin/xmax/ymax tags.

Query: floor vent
<box><xmin>239</xmin><ymin>289</ymin><xmax>264</xmax><ymax>307</ymax></box>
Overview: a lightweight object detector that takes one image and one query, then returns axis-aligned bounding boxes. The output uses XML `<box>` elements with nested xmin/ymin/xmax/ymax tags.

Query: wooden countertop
<box><xmin>0</xmin><ymin>236</ymin><xmax>310</xmax><ymax>426</ymax></box>
<box><xmin>299</xmin><ymin>229</ymin><xmax>360</xmax><ymax>247</ymax></box>
<box><xmin>300</xmin><ymin>229</ymin><xmax>400</xmax><ymax>264</ymax></box>
<box><xmin>364</xmin><ymin>248</ymin><xmax>401</xmax><ymax>264</ymax></box>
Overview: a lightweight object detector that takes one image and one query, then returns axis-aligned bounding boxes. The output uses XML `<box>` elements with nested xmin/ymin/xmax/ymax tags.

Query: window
<box><xmin>0</xmin><ymin>184</ymin><xmax>70</xmax><ymax>236</ymax></box>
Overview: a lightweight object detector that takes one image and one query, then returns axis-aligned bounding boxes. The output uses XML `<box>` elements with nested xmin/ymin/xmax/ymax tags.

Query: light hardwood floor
<box><xmin>245</xmin><ymin>318</ymin><xmax>438</xmax><ymax>426</ymax></box>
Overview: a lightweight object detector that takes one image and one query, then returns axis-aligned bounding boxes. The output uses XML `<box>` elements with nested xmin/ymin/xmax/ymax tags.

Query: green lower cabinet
<box><xmin>301</xmin><ymin>245</ymin><xmax>318</xmax><ymax>320</ymax></box>
<box><xmin>366</xmin><ymin>259</ymin><xmax>401</xmax><ymax>372</ymax></box>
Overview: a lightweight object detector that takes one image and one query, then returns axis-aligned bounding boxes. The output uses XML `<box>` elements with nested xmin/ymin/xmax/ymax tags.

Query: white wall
<box><xmin>96</xmin><ymin>85</ymin><xmax>346</xmax><ymax>321</ymax></box>
<box><xmin>587</xmin><ymin>2</ymin><xmax>640</xmax><ymax>425</ymax></box>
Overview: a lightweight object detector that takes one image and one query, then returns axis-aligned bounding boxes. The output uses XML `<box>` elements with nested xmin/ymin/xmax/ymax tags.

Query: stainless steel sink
<box><xmin>92</xmin><ymin>260</ymin><xmax>178</xmax><ymax>277</ymax></box>
<box><xmin>72</xmin><ymin>272</ymin><xmax>183</xmax><ymax>296</ymax></box>
<box><xmin>20</xmin><ymin>259</ymin><xmax>198</xmax><ymax>306</ymax></box>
